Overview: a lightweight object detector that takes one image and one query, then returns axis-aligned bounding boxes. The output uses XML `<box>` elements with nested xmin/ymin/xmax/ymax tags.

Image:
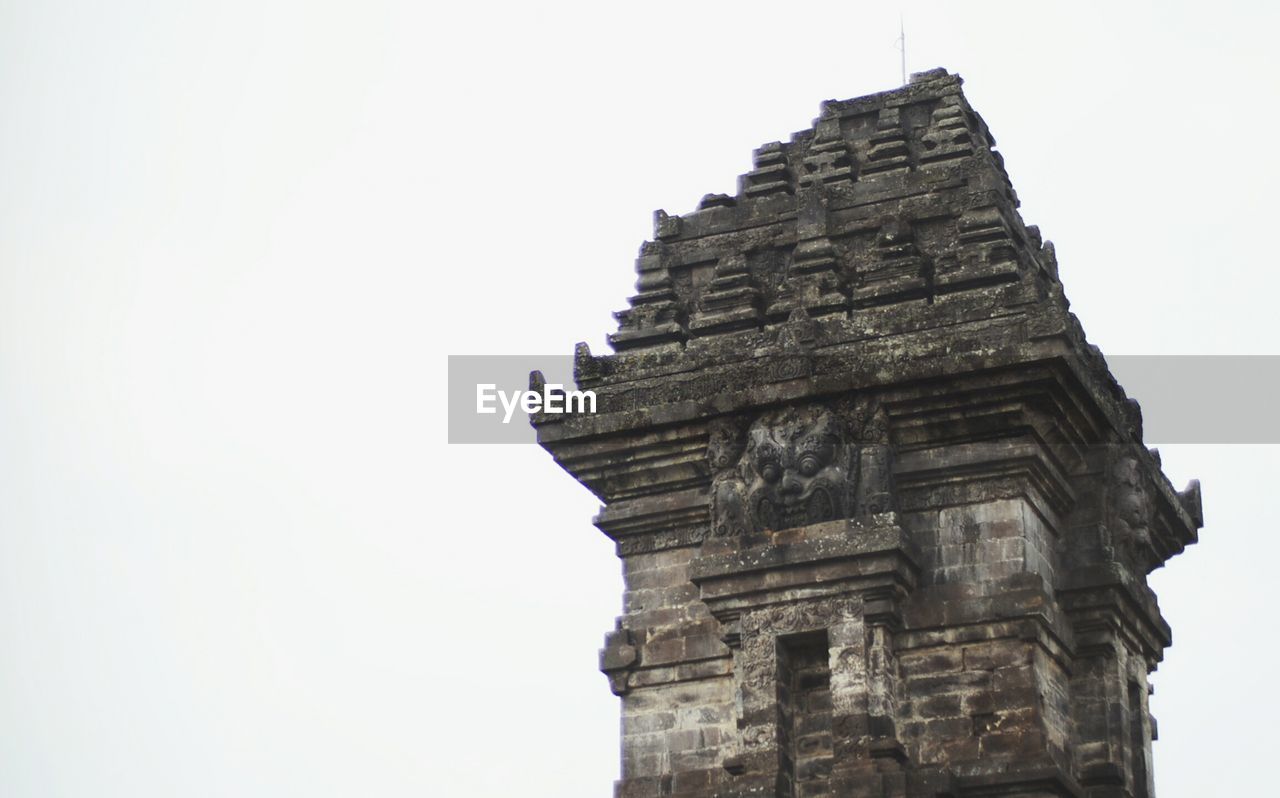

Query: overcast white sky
<box><xmin>1</xmin><ymin>1</ymin><xmax>1276</xmax><ymax>796</ymax></box>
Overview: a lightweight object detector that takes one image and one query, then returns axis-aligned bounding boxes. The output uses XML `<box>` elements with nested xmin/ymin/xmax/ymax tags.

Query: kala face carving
<box><xmin>745</xmin><ymin>407</ymin><xmax>851</xmax><ymax>530</ymax></box>
<box><xmin>707</xmin><ymin>400</ymin><xmax>896</xmax><ymax>537</ymax></box>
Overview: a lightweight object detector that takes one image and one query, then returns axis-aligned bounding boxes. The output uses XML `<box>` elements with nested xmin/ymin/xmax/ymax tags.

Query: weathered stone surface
<box><xmin>537</xmin><ymin>69</ymin><xmax>1201</xmax><ymax>798</ymax></box>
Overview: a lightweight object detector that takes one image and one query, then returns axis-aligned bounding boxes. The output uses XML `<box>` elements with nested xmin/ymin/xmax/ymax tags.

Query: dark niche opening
<box><xmin>776</xmin><ymin>630</ymin><xmax>833</xmax><ymax>798</ymax></box>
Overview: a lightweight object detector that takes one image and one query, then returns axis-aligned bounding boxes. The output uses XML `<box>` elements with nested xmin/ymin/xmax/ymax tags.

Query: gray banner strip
<box><xmin>447</xmin><ymin>355</ymin><xmax>1280</xmax><ymax>444</ymax></box>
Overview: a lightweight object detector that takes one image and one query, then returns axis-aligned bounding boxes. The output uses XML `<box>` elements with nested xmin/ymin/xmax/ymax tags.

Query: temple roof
<box><xmin>607</xmin><ymin>68</ymin><xmax>1037</xmax><ymax>353</ymax></box>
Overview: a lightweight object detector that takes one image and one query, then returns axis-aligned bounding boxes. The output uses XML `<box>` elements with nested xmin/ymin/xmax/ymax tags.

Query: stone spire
<box><xmin>537</xmin><ymin>69</ymin><xmax>1202</xmax><ymax>798</ymax></box>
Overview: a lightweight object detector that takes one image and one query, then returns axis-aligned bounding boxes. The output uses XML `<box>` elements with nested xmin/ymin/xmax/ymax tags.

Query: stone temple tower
<box><xmin>534</xmin><ymin>69</ymin><xmax>1202</xmax><ymax>798</ymax></box>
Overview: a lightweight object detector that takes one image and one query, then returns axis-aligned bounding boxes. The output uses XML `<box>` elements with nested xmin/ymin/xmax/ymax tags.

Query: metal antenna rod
<box><xmin>899</xmin><ymin>14</ymin><xmax>907</xmax><ymax>84</ymax></box>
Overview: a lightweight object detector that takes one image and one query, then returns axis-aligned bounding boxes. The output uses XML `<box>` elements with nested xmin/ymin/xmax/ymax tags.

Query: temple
<box><xmin>534</xmin><ymin>69</ymin><xmax>1202</xmax><ymax>798</ymax></box>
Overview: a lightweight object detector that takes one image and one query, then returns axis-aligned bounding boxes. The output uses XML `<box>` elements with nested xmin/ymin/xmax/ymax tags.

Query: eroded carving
<box><xmin>840</xmin><ymin>397</ymin><xmax>895</xmax><ymax>516</ymax></box>
<box><xmin>1109</xmin><ymin>454</ymin><xmax>1157</xmax><ymax>574</ymax></box>
<box><xmin>599</xmin><ymin>623</ymin><xmax>638</xmax><ymax>696</ymax></box>
<box><xmin>708</xmin><ymin>416</ymin><xmax>750</xmax><ymax>538</ymax></box>
<box><xmin>708</xmin><ymin>400</ymin><xmax>896</xmax><ymax>535</ymax></box>
<box><xmin>743</xmin><ymin>597</ymin><xmax>857</xmax><ymax>636</ymax></box>
<box><xmin>747</xmin><ymin>406</ymin><xmax>851</xmax><ymax>532</ymax></box>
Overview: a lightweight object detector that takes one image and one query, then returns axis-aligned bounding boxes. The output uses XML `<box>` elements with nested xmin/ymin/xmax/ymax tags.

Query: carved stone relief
<box><xmin>1109</xmin><ymin>453</ymin><xmax>1157</xmax><ymax>574</ymax></box>
<box><xmin>746</xmin><ymin>405</ymin><xmax>851</xmax><ymax>532</ymax></box>
<box><xmin>708</xmin><ymin>398</ymin><xmax>895</xmax><ymax>536</ymax></box>
<box><xmin>707</xmin><ymin>417</ymin><xmax>750</xmax><ymax>538</ymax></box>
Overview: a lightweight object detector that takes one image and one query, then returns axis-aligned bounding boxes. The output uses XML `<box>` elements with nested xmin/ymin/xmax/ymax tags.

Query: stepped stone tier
<box><xmin>533</xmin><ymin>69</ymin><xmax>1203</xmax><ymax>798</ymax></box>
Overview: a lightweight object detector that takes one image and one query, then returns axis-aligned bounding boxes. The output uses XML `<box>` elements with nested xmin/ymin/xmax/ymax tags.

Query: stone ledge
<box><xmin>692</xmin><ymin>515</ymin><xmax>916</xmax><ymax>577</ymax></box>
<box><xmin>688</xmin><ymin>516</ymin><xmax>919</xmax><ymax>621</ymax></box>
